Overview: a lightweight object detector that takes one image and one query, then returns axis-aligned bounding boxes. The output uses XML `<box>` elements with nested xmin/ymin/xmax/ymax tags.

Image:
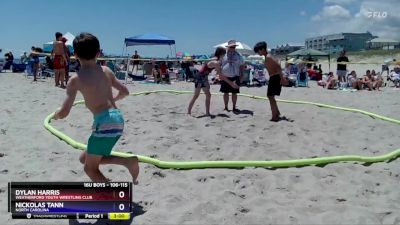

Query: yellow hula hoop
<box><xmin>44</xmin><ymin>90</ymin><xmax>400</xmax><ymax>169</ymax></box>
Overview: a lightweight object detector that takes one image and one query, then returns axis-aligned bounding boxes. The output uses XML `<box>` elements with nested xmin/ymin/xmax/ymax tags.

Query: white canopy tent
<box><xmin>213</xmin><ymin>41</ymin><xmax>254</xmax><ymax>56</ymax></box>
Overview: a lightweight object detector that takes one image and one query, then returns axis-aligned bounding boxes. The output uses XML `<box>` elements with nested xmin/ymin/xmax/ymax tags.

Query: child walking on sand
<box><xmin>187</xmin><ymin>47</ymin><xmax>239</xmax><ymax>116</ymax></box>
<box><xmin>254</xmin><ymin>41</ymin><xmax>287</xmax><ymax>122</ymax></box>
<box><xmin>53</xmin><ymin>33</ymin><xmax>139</xmax><ymax>183</ymax></box>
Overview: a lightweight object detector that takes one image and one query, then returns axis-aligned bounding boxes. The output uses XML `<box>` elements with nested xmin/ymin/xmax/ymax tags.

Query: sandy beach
<box><xmin>1</xmin><ymin>70</ymin><xmax>400</xmax><ymax>224</ymax></box>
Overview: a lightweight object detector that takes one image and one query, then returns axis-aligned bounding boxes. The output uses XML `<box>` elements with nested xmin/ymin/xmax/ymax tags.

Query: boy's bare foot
<box><xmin>223</xmin><ymin>107</ymin><xmax>230</xmax><ymax>112</ymax></box>
<box><xmin>232</xmin><ymin>108</ymin><xmax>240</xmax><ymax>113</ymax></box>
<box><xmin>270</xmin><ymin>117</ymin><xmax>280</xmax><ymax>122</ymax></box>
<box><xmin>125</xmin><ymin>157</ymin><xmax>139</xmax><ymax>185</ymax></box>
<box><xmin>205</xmin><ymin>113</ymin><xmax>215</xmax><ymax>118</ymax></box>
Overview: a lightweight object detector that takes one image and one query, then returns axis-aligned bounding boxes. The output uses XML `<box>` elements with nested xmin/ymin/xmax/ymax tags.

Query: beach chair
<box><xmin>296</xmin><ymin>71</ymin><xmax>308</xmax><ymax>87</ymax></box>
<box><xmin>177</xmin><ymin>69</ymin><xmax>186</xmax><ymax>81</ymax></box>
<box><xmin>40</xmin><ymin>68</ymin><xmax>55</xmax><ymax>78</ymax></box>
<box><xmin>106</xmin><ymin>61</ymin><xmax>117</xmax><ymax>73</ymax></box>
<box><xmin>168</xmin><ymin>70</ymin><xmax>178</xmax><ymax>81</ymax></box>
<box><xmin>25</xmin><ymin>61</ymin><xmax>33</xmax><ymax>78</ymax></box>
<box><xmin>252</xmin><ymin>69</ymin><xmax>267</xmax><ymax>86</ymax></box>
<box><xmin>388</xmin><ymin>71</ymin><xmax>400</xmax><ymax>87</ymax></box>
<box><xmin>241</xmin><ymin>68</ymin><xmax>251</xmax><ymax>86</ymax></box>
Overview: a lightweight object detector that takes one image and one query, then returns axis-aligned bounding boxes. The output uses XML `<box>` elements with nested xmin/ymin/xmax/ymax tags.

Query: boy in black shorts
<box><xmin>254</xmin><ymin>41</ymin><xmax>287</xmax><ymax>121</ymax></box>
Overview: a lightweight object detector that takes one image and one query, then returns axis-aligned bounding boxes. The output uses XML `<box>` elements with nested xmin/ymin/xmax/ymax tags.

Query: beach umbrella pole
<box><xmin>125</xmin><ymin>45</ymin><xmax>129</xmax><ymax>84</ymax></box>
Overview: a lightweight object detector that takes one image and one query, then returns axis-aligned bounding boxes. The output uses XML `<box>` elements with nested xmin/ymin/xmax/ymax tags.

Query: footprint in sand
<box><xmin>1</xmin><ymin>169</ymin><xmax>8</xmax><ymax>174</ymax></box>
<box><xmin>250</xmin><ymin>140</ymin><xmax>259</xmax><ymax>148</ymax></box>
<box><xmin>152</xmin><ymin>171</ymin><xmax>166</xmax><ymax>178</ymax></box>
<box><xmin>149</xmin><ymin>154</ymin><xmax>158</xmax><ymax>158</ymax></box>
<box><xmin>237</xmin><ymin>206</ymin><xmax>250</xmax><ymax>214</ymax></box>
<box><xmin>138</xmin><ymin>200</ymin><xmax>154</xmax><ymax>207</ymax></box>
<box><xmin>196</xmin><ymin>176</ymin><xmax>215</xmax><ymax>183</ymax></box>
<box><xmin>168</xmin><ymin>125</ymin><xmax>180</xmax><ymax>131</ymax></box>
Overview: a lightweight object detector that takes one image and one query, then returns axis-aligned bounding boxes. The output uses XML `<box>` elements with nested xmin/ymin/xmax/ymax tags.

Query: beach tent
<box><xmin>124</xmin><ymin>33</ymin><xmax>176</xmax><ymax>57</ymax></box>
<box><xmin>287</xmin><ymin>48</ymin><xmax>331</xmax><ymax>70</ymax></box>
<box><xmin>123</xmin><ymin>33</ymin><xmax>177</xmax><ymax>83</ymax></box>
<box><xmin>125</xmin><ymin>33</ymin><xmax>175</xmax><ymax>46</ymax></box>
<box><xmin>213</xmin><ymin>41</ymin><xmax>254</xmax><ymax>56</ymax></box>
<box><xmin>43</xmin><ymin>32</ymin><xmax>75</xmax><ymax>53</ymax></box>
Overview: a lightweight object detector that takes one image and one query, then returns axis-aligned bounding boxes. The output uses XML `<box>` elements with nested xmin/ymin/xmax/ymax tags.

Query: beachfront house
<box><xmin>305</xmin><ymin>32</ymin><xmax>376</xmax><ymax>54</ymax></box>
<box><xmin>366</xmin><ymin>38</ymin><xmax>400</xmax><ymax>50</ymax></box>
<box><xmin>271</xmin><ymin>43</ymin><xmax>304</xmax><ymax>56</ymax></box>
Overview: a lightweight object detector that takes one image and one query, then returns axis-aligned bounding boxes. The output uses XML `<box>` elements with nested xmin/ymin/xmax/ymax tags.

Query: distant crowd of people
<box><xmin>316</xmin><ymin>50</ymin><xmax>398</xmax><ymax>90</ymax></box>
<box><xmin>6</xmin><ymin>37</ymin><xmax>399</xmax><ymax>92</ymax></box>
<box><xmin>279</xmin><ymin>50</ymin><xmax>398</xmax><ymax>90</ymax></box>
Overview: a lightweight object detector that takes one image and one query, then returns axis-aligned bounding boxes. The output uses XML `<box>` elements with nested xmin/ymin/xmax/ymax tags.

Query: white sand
<box><xmin>0</xmin><ymin>70</ymin><xmax>399</xmax><ymax>224</ymax></box>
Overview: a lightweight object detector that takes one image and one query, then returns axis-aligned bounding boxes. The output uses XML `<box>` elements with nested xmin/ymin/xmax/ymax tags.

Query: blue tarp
<box><xmin>124</xmin><ymin>33</ymin><xmax>175</xmax><ymax>46</ymax></box>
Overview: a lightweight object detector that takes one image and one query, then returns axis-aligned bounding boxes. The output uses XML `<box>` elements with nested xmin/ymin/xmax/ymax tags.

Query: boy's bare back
<box><xmin>264</xmin><ymin>56</ymin><xmax>282</xmax><ymax>76</ymax></box>
<box><xmin>68</xmin><ymin>65</ymin><xmax>121</xmax><ymax>115</ymax></box>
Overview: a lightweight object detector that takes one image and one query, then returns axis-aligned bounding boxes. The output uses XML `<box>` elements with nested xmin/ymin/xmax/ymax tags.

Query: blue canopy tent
<box><xmin>124</xmin><ymin>33</ymin><xmax>175</xmax><ymax>46</ymax></box>
<box><xmin>124</xmin><ymin>33</ymin><xmax>176</xmax><ymax>57</ymax></box>
<box><xmin>123</xmin><ymin>33</ymin><xmax>177</xmax><ymax>83</ymax></box>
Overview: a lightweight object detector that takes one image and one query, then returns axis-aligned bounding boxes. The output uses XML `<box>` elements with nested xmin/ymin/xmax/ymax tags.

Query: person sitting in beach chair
<box><xmin>372</xmin><ymin>70</ymin><xmax>384</xmax><ymax>90</ymax></box>
<box><xmin>240</xmin><ymin>64</ymin><xmax>251</xmax><ymax>86</ymax></box>
<box><xmin>106</xmin><ymin>60</ymin><xmax>121</xmax><ymax>73</ymax></box>
<box><xmin>45</xmin><ymin>56</ymin><xmax>54</xmax><ymax>70</ymax></box>
<box><xmin>317</xmin><ymin>72</ymin><xmax>337</xmax><ymax>89</ymax></box>
<box><xmin>252</xmin><ymin>69</ymin><xmax>267</xmax><ymax>86</ymax></box>
<box><xmin>38</xmin><ymin>56</ymin><xmax>55</xmax><ymax>78</ymax></box>
<box><xmin>347</xmin><ymin>70</ymin><xmax>362</xmax><ymax>90</ymax></box>
<box><xmin>388</xmin><ymin>66</ymin><xmax>400</xmax><ymax>88</ymax></box>
<box><xmin>152</xmin><ymin>64</ymin><xmax>161</xmax><ymax>83</ymax></box>
<box><xmin>296</xmin><ymin>67</ymin><xmax>308</xmax><ymax>87</ymax></box>
<box><xmin>362</xmin><ymin>70</ymin><xmax>374</xmax><ymax>91</ymax></box>
<box><xmin>160</xmin><ymin>62</ymin><xmax>170</xmax><ymax>84</ymax></box>
<box><xmin>362</xmin><ymin>70</ymin><xmax>382</xmax><ymax>91</ymax></box>
<box><xmin>289</xmin><ymin>63</ymin><xmax>298</xmax><ymax>75</ymax></box>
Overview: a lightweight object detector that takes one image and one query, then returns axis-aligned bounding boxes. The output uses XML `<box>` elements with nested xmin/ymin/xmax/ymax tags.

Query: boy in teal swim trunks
<box><xmin>53</xmin><ymin>32</ymin><xmax>139</xmax><ymax>183</ymax></box>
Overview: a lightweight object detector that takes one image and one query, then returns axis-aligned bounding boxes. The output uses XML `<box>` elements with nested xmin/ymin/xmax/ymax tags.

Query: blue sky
<box><xmin>1</xmin><ymin>0</ymin><xmax>398</xmax><ymax>57</ymax></box>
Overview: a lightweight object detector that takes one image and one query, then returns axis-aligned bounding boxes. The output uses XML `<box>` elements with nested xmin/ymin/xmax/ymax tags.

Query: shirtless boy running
<box><xmin>53</xmin><ymin>33</ymin><xmax>139</xmax><ymax>183</ymax></box>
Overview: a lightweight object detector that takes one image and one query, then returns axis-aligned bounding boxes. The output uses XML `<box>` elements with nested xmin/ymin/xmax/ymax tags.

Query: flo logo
<box><xmin>367</xmin><ymin>11</ymin><xmax>388</xmax><ymax>18</ymax></box>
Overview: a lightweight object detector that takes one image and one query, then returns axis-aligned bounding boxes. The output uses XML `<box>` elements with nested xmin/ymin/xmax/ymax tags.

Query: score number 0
<box><xmin>118</xmin><ymin>191</ymin><xmax>125</xmax><ymax>211</ymax></box>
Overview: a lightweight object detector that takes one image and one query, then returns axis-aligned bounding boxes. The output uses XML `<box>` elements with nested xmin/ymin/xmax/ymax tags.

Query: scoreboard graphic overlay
<box><xmin>8</xmin><ymin>182</ymin><xmax>132</xmax><ymax>220</ymax></box>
